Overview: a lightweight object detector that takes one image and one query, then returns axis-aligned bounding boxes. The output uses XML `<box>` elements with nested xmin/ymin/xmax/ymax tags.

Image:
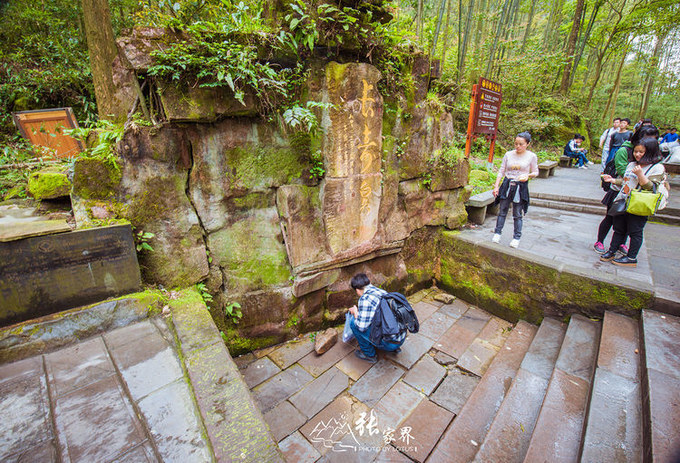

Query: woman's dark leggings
<box><xmin>608</xmin><ymin>213</ymin><xmax>648</xmax><ymax>258</ymax></box>
<box><xmin>597</xmin><ymin>214</ymin><xmax>613</xmax><ymax>243</ymax></box>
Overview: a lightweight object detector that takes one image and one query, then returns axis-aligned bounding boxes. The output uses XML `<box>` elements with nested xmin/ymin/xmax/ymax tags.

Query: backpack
<box><xmin>369</xmin><ymin>292</ymin><xmax>419</xmax><ymax>346</ymax></box>
<box><xmin>601</xmin><ymin>158</ymin><xmax>618</xmax><ymax>191</ymax></box>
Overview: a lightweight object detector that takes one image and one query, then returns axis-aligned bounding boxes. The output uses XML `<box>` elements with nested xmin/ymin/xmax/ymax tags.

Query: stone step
<box><xmin>472</xmin><ymin>318</ymin><xmax>567</xmax><ymax>463</ymax></box>
<box><xmin>426</xmin><ymin>321</ymin><xmax>538</xmax><ymax>463</ymax></box>
<box><xmin>640</xmin><ymin>310</ymin><xmax>680</xmax><ymax>463</ymax></box>
<box><xmin>523</xmin><ymin>315</ymin><xmax>600</xmax><ymax>462</ymax></box>
<box><xmin>580</xmin><ymin>311</ymin><xmax>643</xmax><ymax>463</ymax></box>
<box><xmin>531</xmin><ymin>195</ymin><xmax>680</xmax><ymax>224</ymax></box>
<box><xmin>456</xmin><ymin>316</ymin><xmax>513</xmax><ymax>377</ymax></box>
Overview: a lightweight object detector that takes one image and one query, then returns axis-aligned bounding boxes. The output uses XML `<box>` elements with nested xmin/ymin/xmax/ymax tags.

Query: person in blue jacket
<box><xmin>563</xmin><ymin>134</ymin><xmax>593</xmax><ymax>169</ymax></box>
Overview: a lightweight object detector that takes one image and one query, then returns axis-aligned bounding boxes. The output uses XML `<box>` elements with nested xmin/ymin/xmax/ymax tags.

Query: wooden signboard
<box><xmin>465</xmin><ymin>78</ymin><xmax>503</xmax><ymax>164</ymax></box>
<box><xmin>12</xmin><ymin>107</ymin><xmax>84</xmax><ymax>159</ymax></box>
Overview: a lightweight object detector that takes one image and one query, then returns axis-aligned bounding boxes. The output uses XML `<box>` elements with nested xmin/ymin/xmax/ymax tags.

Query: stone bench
<box><xmin>559</xmin><ymin>156</ymin><xmax>573</xmax><ymax>168</ymax></box>
<box><xmin>465</xmin><ymin>190</ymin><xmax>498</xmax><ymax>225</ymax></box>
<box><xmin>537</xmin><ymin>160</ymin><xmax>558</xmax><ymax>178</ymax></box>
<box><xmin>663</xmin><ymin>162</ymin><xmax>680</xmax><ymax>175</ymax></box>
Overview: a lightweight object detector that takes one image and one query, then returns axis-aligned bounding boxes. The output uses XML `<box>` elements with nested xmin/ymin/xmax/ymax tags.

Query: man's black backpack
<box><xmin>369</xmin><ymin>292</ymin><xmax>419</xmax><ymax>346</ymax></box>
<box><xmin>601</xmin><ymin>158</ymin><xmax>619</xmax><ymax>191</ymax></box>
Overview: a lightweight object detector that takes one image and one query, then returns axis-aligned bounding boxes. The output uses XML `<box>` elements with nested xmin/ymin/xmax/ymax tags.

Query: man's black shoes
<box><xmin>600</xmin><ymin>250</ymin><xmax>617</xmax><ymax>262</ymax></box>
<box><xmin>613</xmin><ymin>256</ymin><xmax>637</xmax><ymax>267</ymax></box>
<box><xmin>355</xmin><ymin>350</ymin><xmax>378</xmax><ymax>364</ymax></box>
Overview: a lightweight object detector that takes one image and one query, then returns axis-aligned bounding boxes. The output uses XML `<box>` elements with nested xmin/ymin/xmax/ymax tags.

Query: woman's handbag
<box><xmin>607</xmin><ymin>198</ymin><xmax>627</xmax><ymax>216</ymax></box>
<box><xmin>626</xmin><ymin>187</ymin><xmax>663</xmax><ymax>216</ymax></box>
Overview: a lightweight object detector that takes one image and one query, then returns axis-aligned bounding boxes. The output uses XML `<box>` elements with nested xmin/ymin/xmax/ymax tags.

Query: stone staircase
<box><xmin>530</xmin><ymin>191</ymin><xmax>680</xmax><ymax>226</ymax></box>
<box><xmin>427</xmin><ymin>309</ymin><xmax>680</xmax><ymax>463</ymax></box>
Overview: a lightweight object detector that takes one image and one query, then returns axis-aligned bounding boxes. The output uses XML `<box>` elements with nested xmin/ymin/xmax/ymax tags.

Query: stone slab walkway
<box><xmin>0</xmin><ymin>317</ymin><xmax>212</xmax><ymax>463</ymax></box>
<box><xmin>465</xmin><ymin>164</ymin><xmax>680</xmax><ymax>306</ymax></box>
<box><xmin>237</xmin><ymin>288</ymin><xmax>514</xmax><ymax>462</ymax></box>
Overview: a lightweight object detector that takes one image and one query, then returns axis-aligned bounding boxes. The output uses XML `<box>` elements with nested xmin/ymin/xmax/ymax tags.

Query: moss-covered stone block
<box><xmin>27</xmin><ymin>169</ymin><xmax>71</xmax><ymax>200</ymax></box>
<box><xmin>72</xmin><ymin>156</ymin><xmax>122</xmax><ymax>200</ymax></box>
<box><xmin>208</xmin><ymin>208</ymin><xmax>291</xmax><ymax>294</ymax></box>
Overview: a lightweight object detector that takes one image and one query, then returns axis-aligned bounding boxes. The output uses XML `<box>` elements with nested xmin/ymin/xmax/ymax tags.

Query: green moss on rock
<box><xmin>27</xmin><ymin>170</ymin><xmax>71</xmax><ymax>200</ymax></box>
<box><xmin>72</xmin><ymin>156</ymin><xmax>122</xmax><ymax>200</ymax></box>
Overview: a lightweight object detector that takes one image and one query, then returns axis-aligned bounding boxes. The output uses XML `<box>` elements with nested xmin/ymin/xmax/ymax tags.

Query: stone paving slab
<box><xmin>53</xmin><ymin>375</ymin><xmax>146</xmax><ymax>463</ymax></box>
<box><xmin>373</xmin><ymin>380</ymin><xmax>424</xmax><ymax>430</ymax></box>
<box><xmin>524</xmin><ymin>369</ymin><xmax>591</xmax><ymax>463</ymax></box>
<box><xmin>456</xmin><ymin>338</ymin><xmax>499</xmax><ymax>377</ymax></box>
<box><xmin>554</xmin><ymin>314</ymin><xmax>600</xmax><ymax>381</ymax></box>
<box><xmin>242</xmin><ymin>356</ymin><xmax>281</xmax><ymax>388</ymax></box>
<box><xmin>472</xmin><ymin>368</ymin><xmax>550</xmax><ymax>463</ymax></box>
<box><xmin>108</xmin><ymin>329</ymin><xmax>184</xmax><ymax>400</ymax></box>
<box><xmin>253</xmin><ymin>364</ymin><xmax>314</xmax><ymax>413</ymax></box>
<box><xmin>279</xmin><ymin>432</ymin><xmax>320</xmax><ymax>463</ymax></box>
<box><xmin>438</xmin><ymin>298</ymin><xmax>469</xmax><ymax>319</ymax></box>
<box><xmin>400</xmin><ymin>400</ymin><xmax>454</xmax><ymax>463</ymax></box>
<box><xmin>335</xmin><ymin>350</ymin><xmax>374</xmax><ymax>381</ymax></box>
<box><xmin>268</xmin><ymin>339</ymin><xmax>316</xmax><ymax>369</ymax></box>
<box><xmin>416</xmin><ymin>311</ymin><xmax>456</xmax><ymax>342</ymax></box>
<box><xmin>641</xmin><ymin>309</ymin><xmax>680</xmax><ymax>379</ymax></box>
<box><xmin>429</xmin><ymin>367</ymin><xmax>480</xmax><ymax>416</ymax></box>
<box><xmin>375</xmin><ymin>447</ymin><xmax>413</xmax><ymax>462</ymax></box>
<box><xmin>299</xmin><ymin>394</ymin><xmax>369</xmax><ymax>456</ymax></box>
<box><xmin>264</xmin><ymin>401</ymin><xmax>308</xmax><ymax>443</ymax></box>
<box><xmin>427</xmin><ymin>321</ymin><xmax>537</xmax><ymax>463</ymax></box>
<box><xmin>349</xmin><ymin>359</ymin><xmax>405</xmax><ymax>408</ymax></box>
<box><xmin>137</xmin><ymin>378</ymin><xmax>212</xmax><ymax>462</ymax></box>
<box><xmin>476</xmin><ymin>317</ymin><xmax>513</xmax><ymax>348</ymax></box>
<box><xmin>0</xmin><ymin>363</ymin><xmax>52</xmax><ymax>460</ymax></box>
<box><xmin>645</xmin><ymin>368</ymin><xmax>680</xmax><ymax>463</ymax></box>
<box><xmin>289</xmin><ymin>367</ymin><xmax>349</xmax><ymax>419</ymax></box>
<box><xmin>298</xmin><ymin>335</ymin><xmax>354</xmax><ymax>377</ymax></box>
<box><xmin>411</xmin><ymin>301</ymin><xmax>439</xmax><ymax>323</ymax></box>
<box><xmin>519</xmin><ymin>317</ymin><xmax>567</xmax><ymax>380</ymax></box>
<box><xmin>581</xmin><ymin>367</ymin><xmax>643</xmax><ymax>463</ymax></box>
<box><xmin>386</xmin><ymin>333</ymin><xmax>434</xmax><ymax>369</ymax></box>
<box><xmin>435</xmin><ymin>313</ymin><xmax>487</xmax><ymax>360</ymax></box>
<box><xmin>403</xmin><ymin>355</ymin><xmax>447</xmax><ymax>396</ymax></box>
<box><xmin>597</xmin><ymin>311</ymin><xmax>640</xmax><ymax>380</ymax></box>
<box><xmin>44</xmin><ymin>336</ymin><xmax>116</xmax><ymax>398</ymax></box>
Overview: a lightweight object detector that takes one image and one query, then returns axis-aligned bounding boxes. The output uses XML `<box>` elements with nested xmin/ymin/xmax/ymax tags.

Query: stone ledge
<box><xmin>0</xmin><ymin>292</ymin><xmax>163</xmax><ymax>364</ymax></box>
<box><xmin>168</xmin><ymin>288</ymin><xmax>284</xmax><ymax>463</ymax></box>
<box><xmin>439</xmin><ymin>231</ymin><xmax>655</xmax><ymax>324</ymax></box>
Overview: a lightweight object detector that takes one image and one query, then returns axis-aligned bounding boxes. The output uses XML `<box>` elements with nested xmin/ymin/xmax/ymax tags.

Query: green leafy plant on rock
<box><xmin>225</xmin><ymin>301</ymin><xmax>243</xmax><ymax>324</ymax></box>
<box><xmin>134</xmin><ymin>230</ymin><xmax>155</xmax><ymax>253</ymax></box>
<box><xmin>195</xmin><ymin>282</ymin><xmax>213</xmax><ymax>305</ymax></box>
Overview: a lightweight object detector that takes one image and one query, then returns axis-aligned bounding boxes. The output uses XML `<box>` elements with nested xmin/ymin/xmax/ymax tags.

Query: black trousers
<box><xmin>608</xmin><ymin>213</ymin><xmax>648</xmax><ymax>259</ymax></box>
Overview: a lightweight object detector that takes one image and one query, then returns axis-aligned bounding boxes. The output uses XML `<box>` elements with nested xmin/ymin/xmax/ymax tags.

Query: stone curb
<box><xmin>167</xmin><ymin>288</ymin><xmax>284</xmax><ymax>463</ymax></box>
<box><xmin>439</xmin><ymin>232</ymin><xmax>659</xmax><ymax>323</ymax></box>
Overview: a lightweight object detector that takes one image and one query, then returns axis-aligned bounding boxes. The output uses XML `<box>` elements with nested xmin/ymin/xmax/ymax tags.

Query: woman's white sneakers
<box><xmin>509</xmin><ymin>239</ymin><xmax>520</xmax><ymax>248</ymax></box>
<box><xmin>492</xmin><ymin>234</ymin><xmax>501</xmax><ymax>243</ymax></box>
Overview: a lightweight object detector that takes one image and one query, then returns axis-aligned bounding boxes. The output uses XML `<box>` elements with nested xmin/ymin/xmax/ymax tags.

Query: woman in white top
<box><xmin>491</xmin><ymin>132</ymin><xmax>539</xmax><ymax>248</ymax></box>
<box><xmin>600</xmin><ymin>138</ymin><xmax>666</xmax><ymax>267</ymax></box>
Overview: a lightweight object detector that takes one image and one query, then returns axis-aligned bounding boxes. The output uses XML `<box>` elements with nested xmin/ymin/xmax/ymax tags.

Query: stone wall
<box><xmin>71</xmin><ymin>37</ymin><xmax>469</xmax><ymax>353</ymax></box>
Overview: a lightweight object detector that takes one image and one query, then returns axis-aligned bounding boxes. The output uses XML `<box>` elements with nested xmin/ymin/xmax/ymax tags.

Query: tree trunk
<box><xmin>605</xmin><ymin>46</ymin><xmax>629</xmax><ymax>124</ymax></box>
<box><xmin>520</xmin><ymin>0</ymin><xmax>537</xmax><ymax>53</ymax></box>
<box><xmin>559</xmin><ymin>0</ymin><xmax>586</xmax><ymax>95</ymax></box>
<box><xmin>458</xmin><ymin>0</ymin><xmax>475</xmax><ymax>81</ymax></box>
<box><xmin>637</xmin><ymin>31</ymin><xmax>667</xmax><ymax>119</ymax></box>
<box><xmin>473</xmin><ymin>0</ymin><xmax>488</xmax><ymax>54</ymax></box>
<box><xmin>486</xmin><ymin>0</ymin><xmax>510</xmax><ymax>76</ymax></box>
<box><xmin>417</xmin><ymin>0</ymin><xmax>424</xmax><ymax>40</ymax></box>
<box><xmin>569</xmin><ymin>0</ymin><xmax>602</xmax><ymax>88</ymax></box>
<box><xmin>441</xmin><ymin>0</ymin><xmax>453</xmax><ymax>69</ymax></box>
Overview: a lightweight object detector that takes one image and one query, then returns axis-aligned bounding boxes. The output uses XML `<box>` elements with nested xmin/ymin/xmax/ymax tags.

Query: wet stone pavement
<box><xmin>236</xmin><ymin>288</ymin><xmax>514</xmax><ymax>463</ymax></box>
<box><xmin>0</xmin><ymin>318</ymin><xmax>212</xmax><ymax>463</ymax></box>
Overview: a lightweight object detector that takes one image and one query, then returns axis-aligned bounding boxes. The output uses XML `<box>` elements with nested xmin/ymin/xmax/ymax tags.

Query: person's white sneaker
<box><xmin>587</xmin><ymin>161</ymin><xmax>594</xmax><ymax>165</ymax></box>
<box><xmin>509</xmin><ymin>239</ymin><xmax>520</xmax><ymax>248</ymax></box>
<box><xmin>492</xmin><ymin>234</ymin><xmax>501</xmax><ymax>243</ymax></box>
